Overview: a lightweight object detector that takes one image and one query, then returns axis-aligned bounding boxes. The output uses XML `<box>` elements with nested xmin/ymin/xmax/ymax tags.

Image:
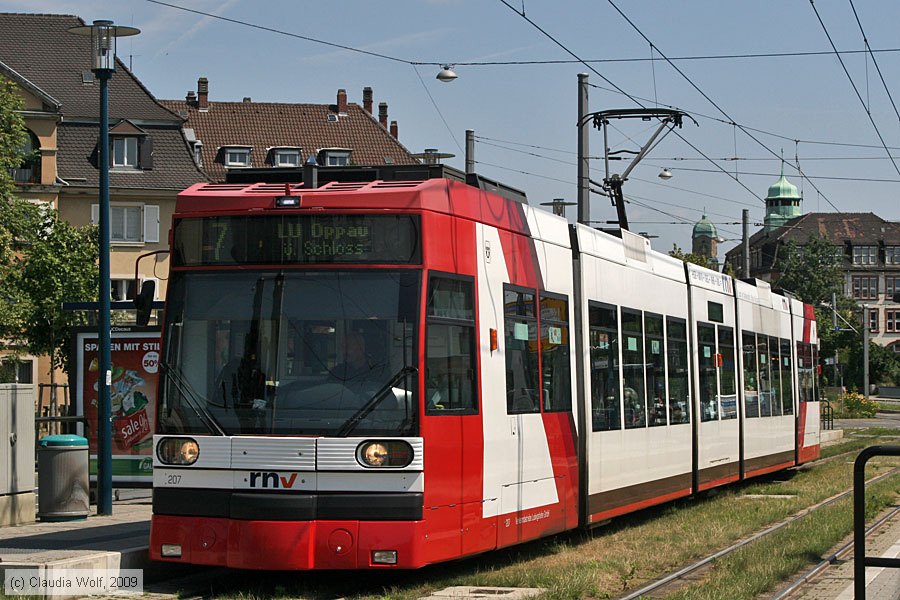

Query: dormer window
<box><xmin>106</xmin><ymin>121</ymin><xmax>153</xmax><ymax>171</ymax></box>
<box><xmin>224</xmin><ymin>146</ymin><xmax>251</xmax><ymax>168</ymax></box>
<box><xmin>318</xmin><ymin>148</ymin><xmax>352</xmax><ymax>167</ymax></box>
<box><xmin>112</xmin><ymin>136</ymin><xmax>139</xmax><ymax>168</ymax></box>
<box><xmin>270</xmin><ymin>147</ymin><xmax>301</xmax><ymax>168</ymax></box>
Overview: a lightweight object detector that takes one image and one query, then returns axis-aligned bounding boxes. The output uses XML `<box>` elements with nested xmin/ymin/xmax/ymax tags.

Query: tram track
<box><xmin>770</xmin><ymin>504</ymin><xmax>900</xmax><ymax>599</ymax></box>
<box><xmin>615</xmin><ymin>465</ymin><xmax>900</xmax><ymax>600</ymax></box>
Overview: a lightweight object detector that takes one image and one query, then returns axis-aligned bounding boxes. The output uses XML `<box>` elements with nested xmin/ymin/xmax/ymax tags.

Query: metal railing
<box><xmin>853</xmin><ymin>445</ymin><xmax>900</xmax><ymax>600</ymax></box>
<box><xmin>821</xmin><ymin>399</ymin><xmax>834</xmax><ymax>431</ymax></box>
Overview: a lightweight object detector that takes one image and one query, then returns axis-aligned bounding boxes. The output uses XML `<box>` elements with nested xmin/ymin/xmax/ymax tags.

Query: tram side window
<box><xmin>645</xmin><ymin>313</ymin><xmax>667</xmax><ymax>427</ymax></box>
<box><xmin>811</xmin><ymin>344</ymin><xmax>819</xmax><ymax>402</ymax></box>
<box><xmin>540</xmin><ymin>294</ymin><xmax>571</xmax><ymax>413</ymax></box>
<box><xmin>758</xmin><ymin>334</ymin><xmax>773</xmax><ymax>417</ymax></box>
<box><xmin>505</xmin><ymin>286</ymin><xmax>540</xmax><ymax>414</ymax></box>
<box><xmin>769</xmin><ymin>336</ymin><xmax>782</xmax><ymax>417</ymax></box>
<box><xmin>780</xmin><ymin>338</ymin><xmax>794</xmax><ymax>415</ymax></box>
<box><xmin>743</xmin><ymin>331</ymin><xmax>759</xmax><ymax>418</ymax></box>
<box><xmin>590</xmin><ymin>303</ymin><xmax>621</xmax><ymax>431</ymax></box>
<box><xmin>425</xmin><ymin>274</ymin><xmax>477</xmax><ymax>414</ymax></box>
<box><xmin>698</xmin><ymin>323</ymin><xmax>719</xmax><ymax>422</ymax></box>
<box><xmin>622</xmin><ymin>308</ymin><xmax>646</xmax><ymax>429</ymax></box>
<box><xmin>797</xmin><ymin>342</ymin><xmax>812</xmax><ymax>403</ymax></box>
<box><xmin>666</xmin><ymin>317</ymin><xmax>690</xmax><ymax>425</ymax></box>
<box><xmin>718</xmin><ymin>326</ymin><xmax>737</xmax><ymax>419</ymax></box>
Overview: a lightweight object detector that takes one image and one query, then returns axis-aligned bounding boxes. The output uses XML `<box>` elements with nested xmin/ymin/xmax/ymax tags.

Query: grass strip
<box><xmin>660</xmin><ymin>477</ymin><xmax>900</xmax><ymax>600</ymax></box>
<box><xmin>213</xmin><ymin>437</ymin><xmax>899</xmax><ymax>600</ymax></box>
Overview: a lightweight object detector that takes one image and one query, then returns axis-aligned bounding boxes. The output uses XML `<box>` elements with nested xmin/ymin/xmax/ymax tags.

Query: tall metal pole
<box><xmin>97</xmin><ymin>69</ymin><xmax>113</xmax><ymax>516</ymax></box>
<box><xmin>577</xmin><ymin>73</ymin><xmax>590</xmax><ymax>225</ymax></box>
<box><xmin>465</xmin><ymin>129</ymin><xmax>475</xmax><ymax>175</ymax></box>
<box><xmin>833</xmin><ymin>292</ymin><xmax>841</xmax><ymax>409</ymax></box>
<box><xmin>742</xmin><ymin>209</ymin><xmax>750</xmax><ymax>278</ymax></box>
<box><xmin>863</xmin><ymin>306</ymin><xmax>870</xmax><ymax>399</ymax></box>
<box><xmin>68</xmin><ymin>18</ymin><xmax>140</xmax><ymax>518</ymax></box>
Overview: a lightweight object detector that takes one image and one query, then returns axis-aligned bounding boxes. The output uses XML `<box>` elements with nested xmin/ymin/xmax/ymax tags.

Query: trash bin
<box><xmin>37</xmin><ymin>434</ymin><xmax>90</xmax><ymax>521</ymax></box>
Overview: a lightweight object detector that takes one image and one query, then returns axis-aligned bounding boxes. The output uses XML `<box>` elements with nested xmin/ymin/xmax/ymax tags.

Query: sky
<box><xmin>5</xmin><ymin>0</ymin><xmax>900</xmax><ymax>259</ymax></box>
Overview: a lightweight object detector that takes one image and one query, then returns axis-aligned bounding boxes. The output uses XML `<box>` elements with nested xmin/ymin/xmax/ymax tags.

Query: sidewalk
<box><xmin>0</xmin><ymin>494</ymin><xmax>158</xmax><ymax>593</ymax></box>
<box><xmin>785</xmin><ymin>511</ymin><xmax>900</xmax><ymax>600</ymax></box>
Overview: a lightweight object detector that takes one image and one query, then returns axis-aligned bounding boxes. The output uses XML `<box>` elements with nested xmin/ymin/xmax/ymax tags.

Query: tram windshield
<box><xmin>158</xmin><ymin>269</ymin><xmax>420</xmax><ymax>437</ymax></box>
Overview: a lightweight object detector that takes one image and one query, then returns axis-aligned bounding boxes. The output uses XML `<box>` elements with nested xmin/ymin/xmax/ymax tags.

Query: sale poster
<box><xmin>74</xmin><ymin>329</ymin><xmax>160</xmax><ymax>484</ymax></box>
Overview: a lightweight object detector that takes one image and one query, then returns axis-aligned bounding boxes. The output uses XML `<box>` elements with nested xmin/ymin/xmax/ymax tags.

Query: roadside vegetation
<box><xmin>210</xmin><ymin>434</ymin><xmax>900</xmax><ymax>600</ymax></box>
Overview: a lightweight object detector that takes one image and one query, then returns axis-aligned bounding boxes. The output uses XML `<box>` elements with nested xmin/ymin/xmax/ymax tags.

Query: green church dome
<box><xmin>692</xmin><ymin>214</ymin><xmax>717</xmax><ymax>239</ymax></box>
<box><xmin>766</xmin><ymin>174</ymin><xmax>801</xmax><ymax>200</ymax></box>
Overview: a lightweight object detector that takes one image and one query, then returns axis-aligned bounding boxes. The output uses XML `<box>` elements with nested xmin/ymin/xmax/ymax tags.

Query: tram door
<box><xmin>686</xmin><ymin>265</ymin><xmax>740</xmax><ymax>492</ymax></box>
<box><xmin>478</xmin><ymin>223</ymin><xmax>564</xmax><ymax>548</ymax></box>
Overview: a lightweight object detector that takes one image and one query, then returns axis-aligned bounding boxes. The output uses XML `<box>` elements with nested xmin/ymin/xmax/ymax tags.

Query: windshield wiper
<box><xmin>161</xmin><ymin>361</ymin><xmax>227</xmax><ymax>436</ymax></box>
<box><xmin>336</xmin><ymin>366</ymin><xmax>417</xmax><ymax>437</ymax></box>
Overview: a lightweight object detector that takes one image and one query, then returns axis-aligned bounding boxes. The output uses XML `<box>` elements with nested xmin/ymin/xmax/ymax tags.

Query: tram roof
<box><xmin>175</xmin><ymin>164</ymin><xmax>556</xmax><ymax>239</ymax></box>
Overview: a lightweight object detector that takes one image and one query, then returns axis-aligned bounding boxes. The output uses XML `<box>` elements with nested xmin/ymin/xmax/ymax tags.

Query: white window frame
<box><xmin>852</xmin><ymin>245</ymin><xmax>878</xmax><ymax>266</ymax></box>
<box><xmin>111</xmin><ymin>278</ymin><xmax>136</xmax><ymax>302</ymax></box>
<box><xmin>886</xmin><ymin>310</ymin><xmax>899</xmax><ymax>333</ymax></box>
<box><xmin>851</xmin><ymin>275</ymin><xmax>878</xmax><ymax>300</ymax></box>
<box><xmin>887</xmin><ymin>276</ymin><xmax>899</xmax><ymax>299</ymax></box>
<box><xmin>868</xmin><ymin>308</ymin><xmax>879</xmax><ymax>333</ymax></box>
<box><xmin>319</xmin><ymin>148</ymin><xmax>352</xmax><ymax>167</ymax></box>
<box><xmin>111</xmin><ymin>205</ymin><xmax>142</xmax><ymax>242</ymax></box>
<box><xmin>91</xmin><ymin>203</ymin><xmax>159</xmax><ymax>245</ymax></box>
<box><xmin>325</xmin><ymin>152</ymin><xmax>350</xmax><ymax>166</ymax></box>
<box><xmin>224</xmin><ymin>147</ymin><xmax>251</xmax><ymax>168</ymax></box>
<box><xmin>112</xmin><ymin>136</ymin><xmax>139</xmax><ymax>168</ymax></box>
<box><xmin>274</xmin><ymin>149</ymin><xmax>300</xmax><ymax>167</ymax></box>
<box><xmin>886</xmin><ymin>246</ymin><xmax>900</xmax><ymax>265</ymax></box>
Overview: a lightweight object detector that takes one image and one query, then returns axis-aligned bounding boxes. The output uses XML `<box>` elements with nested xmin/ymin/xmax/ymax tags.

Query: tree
<box><xmin>0</xmin><ymin>78</ymin><xmax>35</xmax><ymax>337</ymax></box>
<box><xmin>668</xmin><ymin>244</ymin><xmax>713</xmax><ymax>269</ymax></box>
<box><xmin>776</xmin><ymin>235</ymin><xmax>900</xmax><ymax>389</ymax></box>
<box><xmin>775</xmin><ymin>237</ymin><xmax>844</xmax><ymax>308</ymax></box>
<box><xmin>0</xmin><ymin>77</ymin><xmax>99</xmax><ymax>375</ymax></box>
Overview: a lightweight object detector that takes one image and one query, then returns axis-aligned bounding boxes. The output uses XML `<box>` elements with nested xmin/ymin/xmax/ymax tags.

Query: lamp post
<box><xmin>68</xmin><ymin>19</ymin><xmax>140</xmax><ymax>516</ymax></box>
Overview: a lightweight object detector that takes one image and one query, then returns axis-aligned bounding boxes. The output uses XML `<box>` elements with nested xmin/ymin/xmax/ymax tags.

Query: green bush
<box><xmin>842</xmin><ymin>390</ymin><xmax>878</xmax><ymax>418</ymax></box>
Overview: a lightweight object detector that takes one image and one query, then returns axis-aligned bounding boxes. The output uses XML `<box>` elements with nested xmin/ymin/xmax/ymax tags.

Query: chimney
<box><xmin>378</xmin><ymin>102</ymin><xmax>388</xmax><ymax>128</ymax></box>
<box><xmin>197</xmin><ymin>77</ymin><xmax>209</xmax><ymax>110</ymax></box>
<box><xmin>243</xmin><ymin>97</ymin><xmax>252</xmax><ymax>103</ymax></box>
<box><xmin>337</xmin><ymin>88</ymin><xmax>348</xmax><ymax>114</ymax></box>
<box><xmin>185</xmin><ymin>90</ymin><xmax>197</xmax><ymax>107</ymax></box>
<box><xmin>362</xmin><ymin>87</ymin><xmax>373</xmax><ymax>114</ymax></box>
<box><xmin>390</xmin><ymin>120</ymin><xmax>398</xmax><ymax>139</ymax></box>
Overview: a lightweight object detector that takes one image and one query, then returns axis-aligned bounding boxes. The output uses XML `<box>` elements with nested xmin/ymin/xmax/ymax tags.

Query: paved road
<box><xmin>834</xmin><ymin>410</ymin><xmax>900</xmax><ymax>431</ymax></box>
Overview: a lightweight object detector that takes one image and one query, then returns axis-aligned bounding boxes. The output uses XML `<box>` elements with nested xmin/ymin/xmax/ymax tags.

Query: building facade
<box><xmin>725</xmin><ymin>174</ymin><xmax>900</xmax><ymax>350</ymax></box>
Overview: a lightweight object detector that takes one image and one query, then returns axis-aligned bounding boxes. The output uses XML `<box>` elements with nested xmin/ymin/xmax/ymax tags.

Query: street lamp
<box><xmin>68</xmin><ymin>19</ymin><xmax>140</xmax><ymax>517</ymax></box>
<box><xmin>436</xmin><ymin>65</ymin><xmax>458</xmax><ymax>82</ymax></box>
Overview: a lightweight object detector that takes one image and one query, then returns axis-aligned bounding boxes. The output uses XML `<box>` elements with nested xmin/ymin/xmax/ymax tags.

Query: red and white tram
<box><xmin>149</xmin><ymin>167</ymin><xmax>820</xmax><ymax>569</ymax></box>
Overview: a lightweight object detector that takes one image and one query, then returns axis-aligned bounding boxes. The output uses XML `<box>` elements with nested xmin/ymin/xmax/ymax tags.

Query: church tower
<box><xmin>692</xmin><ymin>213</ymin><xmax>719</xmax><ymax>269</ymax></box>
<box><xmin>764</xmin><ymin>167</ymin><xmax>802</xmax><ymax>232</ymax></box>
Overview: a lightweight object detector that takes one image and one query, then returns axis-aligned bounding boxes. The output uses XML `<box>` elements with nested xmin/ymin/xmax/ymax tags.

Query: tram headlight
<box><xmin>357</xmin><ymin>440</ymin><xmax>413</xmax><ymax>468</ymax></box>
<box><xmin>157</xmin><ymin>437</ymin><xmax>200</xmax><ymax>466</ymax></box>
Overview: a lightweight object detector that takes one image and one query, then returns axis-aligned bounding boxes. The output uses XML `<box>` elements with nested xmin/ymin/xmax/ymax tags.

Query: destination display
<box><xmin>173</xmin><ymin>214</ymin><xmax>421</xmax><ymax>266</ymax></box>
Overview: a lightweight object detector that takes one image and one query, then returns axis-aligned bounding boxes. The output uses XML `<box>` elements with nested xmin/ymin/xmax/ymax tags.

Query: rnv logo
<box><xmin>249</xmin><ymin>471</ymin><xmax>298</xmax><ymax>488</ymax></box>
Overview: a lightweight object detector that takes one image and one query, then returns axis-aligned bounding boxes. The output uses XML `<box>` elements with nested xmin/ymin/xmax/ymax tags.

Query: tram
<box><xmin>149</xmin><ymin>165</ymin><xmax>820</xmax><ymax>569</ymax></box>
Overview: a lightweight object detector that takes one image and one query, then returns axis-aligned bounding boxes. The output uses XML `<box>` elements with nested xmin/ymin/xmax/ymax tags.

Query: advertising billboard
<box><xmin>74</xmin><ymin>328</ymin><xmax>160</xmax><ymax>485</ymax></box>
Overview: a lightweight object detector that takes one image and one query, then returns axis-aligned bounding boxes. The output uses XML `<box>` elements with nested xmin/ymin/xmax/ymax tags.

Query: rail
<box><xmin>821</xmin><ymin>399</ymin><xmax>834</xmax><ymax>431</ymax></box>
<box><xmin>853</xmin><ymin>445</ymin><xmax>900</xmax><ymax>600</ymax></box>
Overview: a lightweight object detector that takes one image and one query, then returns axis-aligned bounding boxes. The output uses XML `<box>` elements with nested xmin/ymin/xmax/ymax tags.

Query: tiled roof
<box><xmin>0</xmin><ymin>13</ymin><xmax>178</xmax><ymax>121</ymax></box>
<box><xmin>158</xmin><ymin>98</ymin><xmax>419</xmax><ymax>182</ymax></box>
<box><xmin>57</xmin><ymin>123</ymin><xmax>206</xmax><ymax>190</ymax></box>
<box><xmin>725</xmin><ymin>212</ymin><xmax>900</xmax><ymax>259</ymax></box>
